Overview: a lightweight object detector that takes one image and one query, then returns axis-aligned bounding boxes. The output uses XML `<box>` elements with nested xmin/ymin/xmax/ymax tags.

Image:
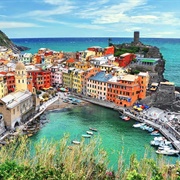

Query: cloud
<box><xmin>74</xmin><ymin>24</ymin><xmax>105</xmax><ymax>30</ymax></box>
<box><xmin>43</xmin><ymin>0</ymin><xmax>73</xmax><ymax>5</ymax></box>
<box><xmin>0</xmin><ymin>22</ymin><xmax>41</xmax><ymax>28</ymax></box>
<box><xmin>146</xmin><ymin>31</ymin><xmax>176</xmax><ymax>38</ymax></box>
<box><xmin>76</xmin><ymin>0</ymin><xmax>147</xmax><ymax>23</ymax></box>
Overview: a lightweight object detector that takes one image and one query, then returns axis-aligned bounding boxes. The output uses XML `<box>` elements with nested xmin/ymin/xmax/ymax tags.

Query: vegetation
<box><xmin>114</xmin><ymin>46</ymin><xmax>140</xmax><ymax>57</ymax></box>
<box><xmin>0</xmin><ymin>135</ymin><xmax>179</xmax><ymax>180</ymax></box>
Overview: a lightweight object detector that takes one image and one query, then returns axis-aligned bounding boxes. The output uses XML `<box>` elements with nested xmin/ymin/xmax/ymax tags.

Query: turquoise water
<box><xmin>12</xmin><ymin>37</ymin><xmax>180</xmax><ymax>86</ymax></box>
<box><xmin>30</xmin><ymin>104</ymin><xmax>179</xmax><ymax>169</ymax></box>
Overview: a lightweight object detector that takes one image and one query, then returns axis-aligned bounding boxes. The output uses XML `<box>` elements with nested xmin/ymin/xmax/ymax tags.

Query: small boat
<box><xmin>156</xmin><ymin>149</ymin><xmax>179</xmax><ymax>155</ymax></box>
<box><xmin>158</xmin><ymin>145</ymin><xmax>172</xmax><ymax>150</ymax></box>
<box><xmin>133</xmin><ymin>123</ymin><xmax>145</xmax><ymax>128</ymax></box>
<box><xmin>147</xmin><ymin>127</ymin><xmax>154</xmax><ymax>132</ymax></box>
<box><xmin>82</xmin><ymin>134</ymin><xmax>91</xmax><ymax>138</ymax></box>
<box><xmin>72</xmin><ymin>140</ymin><xmax>80</xmax><ymax>145</ymax></box>
<box><xmin>89</xmin><ymin>127</ymin><xmax>98</xmax><ymax>132</ymax></box>
<box><xmin>86</xmin><ymin>131</ymin><xmax>93</xmax><ymax>135</ymax></box>
<box><xmin>151</xmin><ymin>130</ymin><xmax>160</xmax><ymax>136</ymax></box>
<box><xmin>120</xmin><ymin>115</ymin><xmax>130</xmax><ymax>121</ymax></box>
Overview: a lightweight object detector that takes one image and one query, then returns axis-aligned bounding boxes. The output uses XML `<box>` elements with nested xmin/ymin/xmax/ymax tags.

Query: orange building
<box><xmin>107</xmin><ymin>72</ymin><xmax>149</xmax><ymax>107</ymax></box>
<box><xmin>27</xmin><ymin>74</ymin><xmax>34</xmax><ymax>93</ymax></box>
<box><xmin>115</xmin><ymin>53</ymin><xmax>136</xmax><ymax>67</ymax></box>
<box><xmin>104</xmin><ymin>46</ymin><xmax>114</xmax><ymax>55</ymax></box>
<box><xmin>32</xmin><ymin>54</ymin><xmax>42</xmax><ymax>64</ymax></box>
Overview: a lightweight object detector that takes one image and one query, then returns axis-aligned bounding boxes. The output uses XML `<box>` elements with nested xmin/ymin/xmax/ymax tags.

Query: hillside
<box><xmin>0</xmin><ymin>30</ymin><xmax>29</xmax><ymax>53</ymax></box>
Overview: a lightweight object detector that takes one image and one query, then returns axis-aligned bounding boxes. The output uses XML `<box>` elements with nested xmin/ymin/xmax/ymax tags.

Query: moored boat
<box><xmin>86</xmin><ymin>131</ymin><xmax>93</xmax><ymax>135</ymax></box>
<box><xmin>72</xmin><ymin>140</ymin><xmax>80</xmax><ymax>145</ymax></box>
<box><xmin>156</xmin><ymin>149</ymin><xmax>179</xmax><ymax>155</ymax></box>
<box><xmin>133</xmin><ymin>123</ymin><xmax>145</xmax><ymax>128</ymax></box>
<box><xmin>82</xmin><ymin>134</ymin><xmax>91</xmax><ymax>138</ymax></box>
<box><xmin>120</xmin><ymin>115</ymin><xmax>130</xmax><ymax>121</ymax></box>
<box><xmin>89</xmin><ymin>127</ymin><xmax>98</xmax><ymax>132</ymax></box>
<box><xmin>151</xmin><ymin>130</ymin><xmax>160</xmax><ymax>136</ymax></box>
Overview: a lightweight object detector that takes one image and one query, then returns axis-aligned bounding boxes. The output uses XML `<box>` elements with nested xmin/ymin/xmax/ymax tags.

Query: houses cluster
<box><xmin>0</xmin><ymin>43</ymin><xmax>167</xmax><ymax>131</ymax></box>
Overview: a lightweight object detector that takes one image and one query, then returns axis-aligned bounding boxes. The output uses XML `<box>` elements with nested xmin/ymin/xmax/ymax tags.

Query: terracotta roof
<box><xmin>66</xmin><ymin>58</ymin><xmax>75</xmax><ymax>63</ymax></box>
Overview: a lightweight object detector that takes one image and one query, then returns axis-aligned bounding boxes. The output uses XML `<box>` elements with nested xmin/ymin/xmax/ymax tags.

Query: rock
<box><xmin>0</xmin><ymin>30</ymin><xmax>29</xmax><ymax>53</ymax></box>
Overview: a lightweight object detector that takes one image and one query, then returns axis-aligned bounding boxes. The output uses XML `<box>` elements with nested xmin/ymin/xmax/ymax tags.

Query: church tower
<box><xmin>15</xmin><ymin>62</ymin><xmax>27</xmax><ymax>91</ymax></box>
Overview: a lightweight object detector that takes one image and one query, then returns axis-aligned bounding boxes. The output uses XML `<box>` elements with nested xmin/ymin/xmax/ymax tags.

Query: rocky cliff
<box><xmin>0</xmin><ymin>30</ymin><xmax>29</xmax><ymax>53</ymax></box>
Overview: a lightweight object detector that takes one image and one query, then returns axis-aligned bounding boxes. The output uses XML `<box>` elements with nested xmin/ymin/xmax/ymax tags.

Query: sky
<box><xmin>0</xmin><ymin>0</ymin><xmax>179</xmax><ymax>38</ymax></box>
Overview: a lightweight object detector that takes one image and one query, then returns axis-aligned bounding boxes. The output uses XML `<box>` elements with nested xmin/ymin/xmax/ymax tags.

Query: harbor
<box><xmin>73</xmin><ymin>93</ymin><xmax>180</xmax><ymax>153</ymax></box>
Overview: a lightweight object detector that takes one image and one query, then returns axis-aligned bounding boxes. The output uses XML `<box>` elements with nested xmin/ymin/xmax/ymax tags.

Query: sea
<box><xmin>11</xmin><ymin>37</ymin><xmax>180</xmax><ymax>169</ymax></box>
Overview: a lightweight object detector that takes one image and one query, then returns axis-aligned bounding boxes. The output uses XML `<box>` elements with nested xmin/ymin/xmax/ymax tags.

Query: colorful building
<box><xmin>87</xmin><ymin>71</ymin><xmax>113</xmax><ymax>100</ymax></box>
<box><xmin>21</xmin><ymin>53</ymin><xmax>33</xmax><ymax>64</ymax></box>
<box><xmin>0</xmin><ymin>74</ymin><xmax>8</xmax><ymax>98</ymax></box>
<box><xmin>104</xmin><ymin>46</ymin><xmax>114</xmax><ymax>55</ymax></box>
<box><xmin>115</xmin><ymin>53</ymin><xmax>136</xmax><ymax>67</ymax></box>
<box><xmin>6</xmin><ymin>72</ymin><xmax>15</xmax><ymax>93</ymax></box>
<box><xmin>62</xmin><ymin>67</ymin><xmax>75</xmax><ymax>90</ymax></box>
<box><xmin>107</xmin><ymin>72</ymin><xmax>149</xmax><ymax>107</ymax></box>
<box><xmin>27</xmin><ymin>68</ymin><xmax>51</xmax><ymax>90</ymax></box>
<box><xmin>72</xmin><ymin>69</ymin><xmax>84</xmax><ymax>93</ymax></box>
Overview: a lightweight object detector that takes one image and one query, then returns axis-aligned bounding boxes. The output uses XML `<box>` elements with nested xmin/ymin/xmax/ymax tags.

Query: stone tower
<box><xmin>15</xmin><ymin>62</ymin><xmax>27</xmax><ymax>91</ymax></box>
<box><xmin>134</xmin><ymin>31</ymin><xmax>140</xmax><ymax>43</ymax></box>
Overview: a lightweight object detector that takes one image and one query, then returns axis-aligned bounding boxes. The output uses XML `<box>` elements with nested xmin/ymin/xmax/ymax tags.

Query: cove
<box><xmin>30</xmin><ymin>104</ymin><xmax>179</xmax><ymax>169</ymax></box>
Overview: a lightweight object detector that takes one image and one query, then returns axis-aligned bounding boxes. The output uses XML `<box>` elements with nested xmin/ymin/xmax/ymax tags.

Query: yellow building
<box><xmin>15</xmin><ymin>62</ymin><xmax>27</xmax><ymax>91</ymax></box>
<box><xmin>75</xmin><ymin>61</ymin><xmax>91</xmax><ymax>70</ymax></box>
<box><xmin>80</xmin><ymin>50</ymin><xmax>96</xmax><ymax>61</ymax></box>
<box><xmin>62</xmin><ymin>67</ymin><xmax>75</xmax><ymax>90</ymax></box>
<box><xmin>72</xmin><ymin>69</ymin><xmax>84</xmax><ymax>93</ymax></box>
<box><xmin>0</xmin><ymin>74</ymin><xmax>8</xmax><ymax>98</ymax></box>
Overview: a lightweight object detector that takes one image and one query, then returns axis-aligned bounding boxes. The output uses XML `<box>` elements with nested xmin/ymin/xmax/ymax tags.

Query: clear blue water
<box><xmin>12</xmin><ymin>37</ymin><xmax>180</xmax><ymax>86</ymax></box>
<box><xmin>12</xmin><ymin>37</ymin><xmax>180</xmax><ymax>169</ymax></box>
<box><xmin>30</xmin><ymin>104</ymin><xmax>179</xmax><ymax>169</ymax></box>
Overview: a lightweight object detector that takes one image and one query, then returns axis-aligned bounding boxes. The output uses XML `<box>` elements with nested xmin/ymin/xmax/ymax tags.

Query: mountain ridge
<box><xmin>0</xmin><ymin>30</ymin><xmax>30</xmax><ymax>53</ymax></box>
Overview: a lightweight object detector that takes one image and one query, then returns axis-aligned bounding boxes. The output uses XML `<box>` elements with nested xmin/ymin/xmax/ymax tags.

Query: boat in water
<box><xmin>151</xmin><ymin>130</ymin><xmax>160</xmax><ymax>136</ymax></box>
<box><xmin>86</xmin><ymin>131</ymin><xmax>93</xmax><ymax>135</ymax></box>
<box><xmin>133</xmin><ymin>122</ymin><xmax>145</xmax><ymax>128</ymax></box>
<box><xmin>120</xmin><ymin>115</ymin><xmax>130</xmax><ymax>121</ymax></box>
<box><xmin>72</xmin><ymin>140</ymin><xmax>80</xmax><ymax>145</ymax></box>
<box><xmin>82</xmin><ymin>134</ymin><xmax>91</xmax><ymax>138</ymax></box>
<box><xmin>156</xmin><ymin>149</ymin><xmax>179</xmax><ymax>156</ymax></box>
<box><xmin>89</xmin><ymin>127</ymin><xmax>98</xmax><ymax>132</ymax></box>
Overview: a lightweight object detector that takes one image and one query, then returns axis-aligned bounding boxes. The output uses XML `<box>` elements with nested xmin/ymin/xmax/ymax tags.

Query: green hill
<box><xmin>0</xmin><ymin>30</ymin><xmax>29</xmax><ymax>52</ymax></box>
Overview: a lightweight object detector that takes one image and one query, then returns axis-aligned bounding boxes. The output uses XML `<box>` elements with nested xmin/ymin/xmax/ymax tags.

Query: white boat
<box><xmin>158</xmin><ymin>145</ymin><xmax>172</xmax><ymax>150</ymax></box>
<box><xmin>82</xmin><ymin>134</ymin><xmax>91</xmax><ymax>138</ymax></box>
<box><xmin>72</xmin><ymin>140</ymin><xmax>80</xmax><ymax>145</ymax></box>
<box><xmin>156</xmin><ymin>149</ymin><xmax>179</xmax><ymax>155</ymax></box>
<box><xmin>133</xmin><ymin>123</ymin><xmax>145</xmax><ymax>128</ymax></box>
<box><xmin>86</xmin><ymin>131</ymin><xmax>93</xmax><ymax>135</ymax></box>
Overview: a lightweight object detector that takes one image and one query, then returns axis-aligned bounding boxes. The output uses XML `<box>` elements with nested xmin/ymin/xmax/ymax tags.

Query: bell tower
<box><xmin>15</xmin><ymin>62</ymin><xmax>27</xmax><ymax>91</ymax></box>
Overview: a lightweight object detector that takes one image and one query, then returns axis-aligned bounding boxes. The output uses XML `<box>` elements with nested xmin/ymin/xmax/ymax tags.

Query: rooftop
<box><xmin>89</xmin><ymin>71</ymin><xmax>113</xmax><ymax>82</ymax></box>
<box><xmin>1</xmin><ymin>90</ymin><xmax>32</xmax><ymax>109</ymax></box>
